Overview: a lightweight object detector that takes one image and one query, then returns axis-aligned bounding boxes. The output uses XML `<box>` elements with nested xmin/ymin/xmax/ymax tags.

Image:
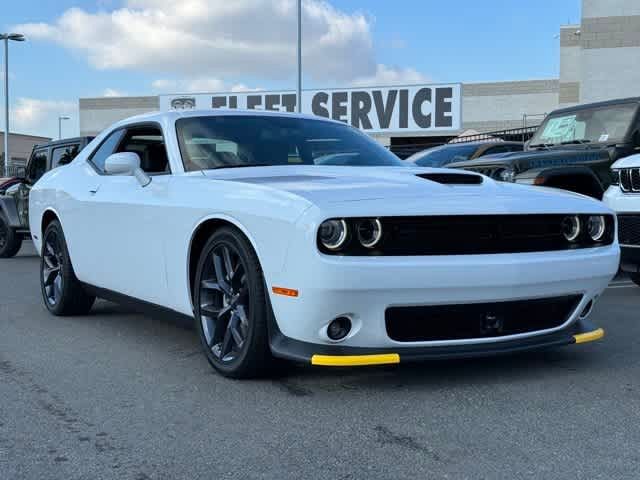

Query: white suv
<box><xmin>604</xmin><ymin>153</ymin><xmax>640</xmax><ymax>287</ymax></box>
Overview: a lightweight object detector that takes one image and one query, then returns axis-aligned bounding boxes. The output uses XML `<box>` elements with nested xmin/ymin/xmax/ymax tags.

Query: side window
<box><xmin>27</xmin><ymin>149</ymin><xmax>49</xmax><ymax>183</ymax></box>
<box><xmin>51</xmin><ymin>144</ymin><xmax>81</xmax><ymax>168</ymax></box>
<box><xmin>483</xmin><ymin>145</ymin><xmax>509</xmax><ymax>156</ymax></box>
<box><xmin>117</xmin><ymin>126</ymin><xmax>170</xmax><ymax>174</ymax></box>
<box><xmin>89</xmin><ymin>130</ymin><xmax>126</xmax><ymax>173</ymax></box>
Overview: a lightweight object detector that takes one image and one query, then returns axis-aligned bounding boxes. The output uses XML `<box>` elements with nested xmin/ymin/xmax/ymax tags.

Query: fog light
<box><xmin>327</xmin><ymin>317</ymin><xmax>352</xmax><ymax>341</ymax></box>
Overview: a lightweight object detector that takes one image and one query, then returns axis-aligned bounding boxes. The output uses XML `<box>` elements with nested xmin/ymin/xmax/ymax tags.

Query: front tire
<box><xmin>194</xmin><ymin>227</ymin><xmax>274</xmax><ymax>378</ymax></box>
<box><xmin>630</xmin><ymin>273</ymin><xmax>640</xmax><ymax>288</ymax></box>
<box><xmin>40</xmin><ymin>220</ymin><xmax>95</xmax><ymax>316</ymax></box>
<box><xmin>0</xmin><ymin>213</ymin><xmax>22</xmax><ymax>258</ymax></box>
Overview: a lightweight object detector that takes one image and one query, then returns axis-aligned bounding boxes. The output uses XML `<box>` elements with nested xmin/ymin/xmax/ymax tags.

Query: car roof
<box><xmin>115</xmin><ymin>109</ymin><xmax>345</xmax><ymax>128</ymax></box>
<box><xmin>33</xmin><ymin>136</ymin><xmax>94</xmax><ymax>150</ymax></box>
<box><xmin>549</xmin><ymin>96</ymin><xmax>640</xmax><ymax>116</ymax></box>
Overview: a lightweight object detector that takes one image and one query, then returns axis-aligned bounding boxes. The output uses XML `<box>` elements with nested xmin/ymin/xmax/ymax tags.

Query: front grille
<box><xmin>620</xmin><ymin>168</ymin><xmax>640</xmax><ymax>192</ymax></box>
<box><xmin>618</xmin><ymin>214</ymin><xmax>640</xmax><ymax>246</ymax></box>
<box><xmin>385</xmin><ymin>295</ymin><xmax>582</xmax><ymax>342</ymax></box>
<box><xmin>372</xmin><ymin>215</ymin><xmax>612</xmax><ymax>255</ymax></box>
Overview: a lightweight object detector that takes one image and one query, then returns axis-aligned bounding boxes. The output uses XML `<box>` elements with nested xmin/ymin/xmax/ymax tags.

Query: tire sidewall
<box><xmin>40</xmin><ymin>221</ymin><xmax>70</xmax><ymax>315</ymax></box>
<box><xmin>194</xmin><ymin>228</ymin><xmax>268</xmax><ymax>376</ymax></box>
<box><xmin>0</xmin><ymin>213</ymin><xmax>22</xmax><ymax>258</ymax></box>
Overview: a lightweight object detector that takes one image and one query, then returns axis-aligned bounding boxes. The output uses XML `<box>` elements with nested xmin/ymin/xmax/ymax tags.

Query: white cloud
<box><xmin>151</xmin><ymin>77</ymin><xmax>263</xmax><ymax>94</ymax></box>
<box><xmin>102</xmin><ymin>88</ymin><xmax>126</xmax><ymax>97</ymax></box>
<box><xmin>350</xmin><ymin>64</ymin><xmax>430</xmax><ymax>87</ymax></box>
<box><xmin>12</xmin><ymin>98</ymin><xmax>78</xmax><ymax>139</ymax></box>
<box><xmin>14</xmin><ymin>0</ymin><xmax>396</xmax><ymax>83</ymax></box>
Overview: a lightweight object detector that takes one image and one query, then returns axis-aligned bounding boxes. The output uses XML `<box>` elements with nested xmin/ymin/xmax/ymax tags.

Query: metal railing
<box><xmin>390</xmin><ymin>125</ymin><xmax>540</xmax><ymax>159</ymax></box>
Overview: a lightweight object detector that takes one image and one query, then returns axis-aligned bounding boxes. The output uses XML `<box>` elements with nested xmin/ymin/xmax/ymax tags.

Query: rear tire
<box><xmin>0</xmin><ymin>213</ymin><xmax>22</xmax><ymax>258</ymax></box>
<box><xmin>630</xmin><ymin>273</ymin><xmax>640</xmax><ymax>288</ymax></box>
<box><xmin>194</xmin><ymin>227</ymin><xmax>274</xmax><ymax>378</ymax></box>
<box><xmin>40</xmin><ymin>220</ymin><xmax>95</xmax><ymax>316</ymax></box>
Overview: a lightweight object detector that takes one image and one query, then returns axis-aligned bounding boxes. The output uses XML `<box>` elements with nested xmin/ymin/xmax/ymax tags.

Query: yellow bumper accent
<box><xmin>573</xmin><ymin>328</ymin><xmax>605</xmax><ymax>344</ymax></box>
<box><xmin>311</xmin><ymin>353</ymin><xmax>400</xmax><ymax>367</ymax></box>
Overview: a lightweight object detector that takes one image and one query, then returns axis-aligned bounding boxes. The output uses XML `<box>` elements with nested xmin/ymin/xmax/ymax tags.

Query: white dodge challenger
<box><xmin>29</xmin><ymin>110</ymin><xmax>619</xmax><ymax>378</ymax></box>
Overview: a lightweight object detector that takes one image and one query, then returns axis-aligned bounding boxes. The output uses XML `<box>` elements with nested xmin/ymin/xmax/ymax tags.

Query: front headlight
<box><xmin>561</xmin><ymin>215</ymin><xmax>581</xmax><ymax>242</ymax></box>
<box><xmin>586</xmin><ymin>215</ymin><xmax>606</xmax><ymax>242</ymax></box>
<box><xmin>318</xmin><ymin>219</ymin><xmax>349</xmax><ymax>251</ymax></box>
<box><xmin>497</xmin><ymin>168</ymin><xmax>516</xmax><ymax>182</ymax></box>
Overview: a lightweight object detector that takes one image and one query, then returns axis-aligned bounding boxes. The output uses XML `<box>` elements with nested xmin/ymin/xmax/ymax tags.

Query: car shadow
<box><xmin>77</xmin><ymin>299</ymin><xmax>615</xmax><ymax>394</ymax></box>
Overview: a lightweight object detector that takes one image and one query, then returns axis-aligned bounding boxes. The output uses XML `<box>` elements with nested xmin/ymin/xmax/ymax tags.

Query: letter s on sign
<box><xmin>312</xmin><ymin>92</ymin><xmax>330</xmax><ymax>118</ymax></box>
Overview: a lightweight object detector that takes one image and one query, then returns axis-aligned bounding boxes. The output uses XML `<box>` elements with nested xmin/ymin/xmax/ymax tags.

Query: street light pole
<box><xmin>1</xmin><ymin>33</ymin><xmax>25</xmax><ymax>177</ymax></box>
<box><xmin>296</xmin><ymin>0</ymin><xmax>302</xmax><ymax>113</ymax></box>
<box><xmin>58</xmin><ymin>115</ymin><xmax>71</xmax><ymax>139</ymax></box>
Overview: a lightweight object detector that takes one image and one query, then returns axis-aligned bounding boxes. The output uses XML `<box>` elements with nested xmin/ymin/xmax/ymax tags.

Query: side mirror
<box><xmin>104</xmin><ymin>152</ymin><xmax>151</xmax><ymax>187</ymax></box>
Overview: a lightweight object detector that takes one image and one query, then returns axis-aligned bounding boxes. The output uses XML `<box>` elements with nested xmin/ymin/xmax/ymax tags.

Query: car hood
<box><xmin>200</xmin><ymin>165</ymin><xmax>610</xmax><ymax>215</ymax></box>
<box><xmin>448</xmin><ymin>148</ymin><xmax>612</xmax><ymax>171</ymax></box>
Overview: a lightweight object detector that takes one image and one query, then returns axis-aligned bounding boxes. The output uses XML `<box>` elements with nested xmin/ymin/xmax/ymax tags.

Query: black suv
<box><xmin>449</xmin><ymin>97</ymin><xmax>640</xmax><ymax>198</ymax></box>
<box><xmin>0</xmin><ymin>137</ymin><xmax>93</xmax><ymax>257</ymax></box>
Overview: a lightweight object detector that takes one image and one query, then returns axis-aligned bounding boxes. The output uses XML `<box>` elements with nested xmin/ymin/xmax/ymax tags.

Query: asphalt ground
<box><xmin>1</xmin><ymin>243</ymin><xmax>639</xmax><ymax>480</ymax></box>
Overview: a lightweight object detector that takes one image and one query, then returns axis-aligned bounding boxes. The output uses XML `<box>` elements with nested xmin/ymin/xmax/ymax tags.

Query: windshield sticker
<box><xmin>599</xmin><ymin>133</ymin><xmax>609</xmax><ymax>142</ymax></box>
<box><xmin>541</xmin><ymin>115</ymin><xmax>577</xmax><ymax>142</ymax></box>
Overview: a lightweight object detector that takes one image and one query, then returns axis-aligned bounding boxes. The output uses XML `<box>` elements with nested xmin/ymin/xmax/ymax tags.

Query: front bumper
<box><xmin>270</xmin><ymin>318</ymin><xmax>605</xmax><ymax>366</ymax></box>
<box><xmin>268</xmin><ymin>244</ymin><xmax>618</xmax><ymax>349</ymax></box>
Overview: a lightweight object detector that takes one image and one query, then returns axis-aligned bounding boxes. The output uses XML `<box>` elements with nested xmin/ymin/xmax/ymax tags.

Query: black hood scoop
<box><xmin>416</xmin><ymin>173</ymin><xmax>483</xmax><ymax>185</ymax></box>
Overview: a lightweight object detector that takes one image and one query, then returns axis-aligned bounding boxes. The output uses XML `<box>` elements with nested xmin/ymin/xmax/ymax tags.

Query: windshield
<box><xmin>530</xmin><ymin>103</ymin><xmax>638</xmax><ymax>147</ymax></box>
<box><xmin>176</xmin><ymin>115</ymin><xmax>404</xmax><ymax>171</ymax></box>
<box><xmin>408</xmin><ymin>144</ymin><xmax>479</xmax><ymax>167</ymax></box>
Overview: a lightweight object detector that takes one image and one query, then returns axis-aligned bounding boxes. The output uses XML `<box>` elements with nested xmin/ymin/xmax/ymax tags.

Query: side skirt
<box><xmin>80</xmin><ymin>283</ymin><xmax>195</xmax><ymax>329</ymax></box>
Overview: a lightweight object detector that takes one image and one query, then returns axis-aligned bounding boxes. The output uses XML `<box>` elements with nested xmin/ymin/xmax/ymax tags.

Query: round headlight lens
<box><xmin>319</xmin><ymin>219</ymin><xmax>348</xmax><ymax>250</ymax></box>
<box><xmin>357</xmin><ymin>218</ymin><xmax>383</xmax><ymax>248</ymax></box>
<box><xmin>561</xmin><ymin>215</ymin><xmax>581</xmax><ymax>242</ymax></box>
<box><xmin>587</xmin><ymin>215</ymin><xmax>606</xmax><ymax>242</ymax></box>
<box><xmin>497</xmin><ymin>168</ymin><xmax>516</xmax><ymax>182</ymax></box>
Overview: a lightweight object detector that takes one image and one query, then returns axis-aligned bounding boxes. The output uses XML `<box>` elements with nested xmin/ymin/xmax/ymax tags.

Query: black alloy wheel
<box><xmin>42</xmin><ymin>230</ymin><xmax>64</xmax><ymax>306</ymax></box>
<box><xmin>40</xmin><ymin>220</ymin><xmax>95</xmax><ymax>316</ymax></box>
<box><xmin>195</xmin><ymin>227</ymin><xmax>273</xmax><ymax>378</ymax></box>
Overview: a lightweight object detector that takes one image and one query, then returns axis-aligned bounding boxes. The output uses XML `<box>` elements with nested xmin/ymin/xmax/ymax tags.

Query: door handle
<box><xmin>89</xmin><ymin>186</ymin><xmax>100</xmax><ymax>195</ymax></box>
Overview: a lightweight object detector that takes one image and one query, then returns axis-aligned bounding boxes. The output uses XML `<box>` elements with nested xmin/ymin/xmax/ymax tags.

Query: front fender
<box><xmin>0</xmin><ymin>196</ymin><xmax>20</xmax><ymax>228</ymax></box>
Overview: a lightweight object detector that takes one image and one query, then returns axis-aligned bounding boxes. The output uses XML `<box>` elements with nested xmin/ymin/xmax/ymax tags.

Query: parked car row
<box><xmin>2</xmin><ymin>97</ymin><xmax>639</xmax><ymax>379</ymax></box>
<box><xmin>0</xmin><ymin>137</ymin><xmax>93</xmax><ymax>257</ymax></box>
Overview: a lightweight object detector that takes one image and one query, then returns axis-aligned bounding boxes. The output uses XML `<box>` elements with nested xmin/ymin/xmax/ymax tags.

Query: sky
<box><xmin>1</xmin><ymin>0</ymin><xmax>581</xmax><ymax>139</ymax></box>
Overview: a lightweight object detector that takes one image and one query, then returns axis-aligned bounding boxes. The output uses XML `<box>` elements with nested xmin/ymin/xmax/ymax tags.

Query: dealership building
<box><xmin>78</xmin><ymin>0</ymin><xmax>639</xmax><ymax>153</ymax></box>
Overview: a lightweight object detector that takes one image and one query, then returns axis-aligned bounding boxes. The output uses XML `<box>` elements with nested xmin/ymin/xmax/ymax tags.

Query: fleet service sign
<box><xmin>160</xmin><ymin>84</ymin><xmax>461</xmax><ymax>134</ymax></box>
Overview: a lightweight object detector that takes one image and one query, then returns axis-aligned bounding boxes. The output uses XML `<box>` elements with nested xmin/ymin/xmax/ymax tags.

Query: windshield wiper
<box><xmin>210</xmin><ymin>163</ymin><xmax>270</xmax><ymax>170</ymax></box>
<box><xmin>560</xmin><ymin>139</ymin><xmax>591</xmax><ymax>145</ymax></box>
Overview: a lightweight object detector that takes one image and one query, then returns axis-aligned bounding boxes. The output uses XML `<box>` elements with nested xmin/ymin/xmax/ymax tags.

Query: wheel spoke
<box><xmin>222</xmin><ymin>246</ymin><xmax>234</xmax><ymax>281</ymax></box>
<box><xmin>212</xmin><ymin>253</ymin><xmax>232</xmax><ymax>295</ymax></box>
<box><xmin>235</xmin><ymin>305</ymin><xmax>249</xmax><ymax>330</ymax></box>
<box><xmin>200</xmin><ymin>303</ymin><xmax>220</xmax><ymax>317</ymax></box>
<box><xmin>45</xmin><ymin>242</ymin><xmax>56</xmax><ymax>257</ymax></box>
<box><xmin>53</xmin><ymin>276</ymin><xmax>63</xmax><ymax>301</ymax></box>
<box><xmin>200</xmin><ymin>279</ymin><xmax>223</xmax><ymax>292</ymax></box>
<box><xmin>229</xmin><ymin>314</ymin><xmax>244</xmax><ymax>348</ymax></box>
<box><xmin>220</xmin><ymin>321</ymin><xmax>235</xmax><ymax>358</ymax></box>
<box><xmin>43</xmin><ymin>266</ymin><xmax>60</xmax><ymax>287</ymax></box>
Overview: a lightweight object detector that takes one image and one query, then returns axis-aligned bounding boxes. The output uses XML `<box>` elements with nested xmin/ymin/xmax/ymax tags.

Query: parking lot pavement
<box><xmin>1</xmin><ymin>245</ymin><xmax>639</xmax><ymax>480</ymax></box>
